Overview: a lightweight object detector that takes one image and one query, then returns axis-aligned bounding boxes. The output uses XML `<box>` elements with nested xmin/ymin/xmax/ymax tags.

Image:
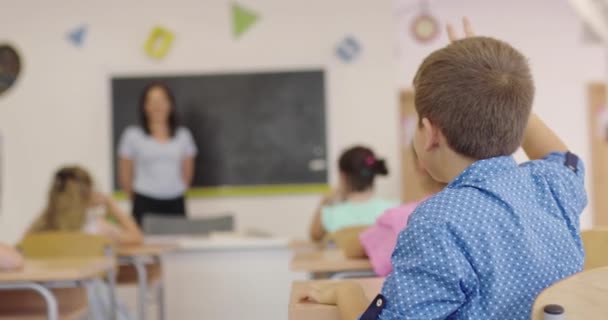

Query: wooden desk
<box><xmin>0</xmin><ymin>257</ymin><xmax>115</xmax><ymax>320</ymax></box>
<box><xmin>288</xmin><ymin>239</ymin><xmax>323</xmax><ymax>252</ymax></box>
<box><xmin>117</xmin><ymin>243</ymin><xmax>177</xmax><ymax>257</ymax></box>
<box><xmin>532</xmin><ymin>267</ymin><xmax>608</xmax><ymax>320</ymax></box>
<box><xmin>289</xmin><ymin>278</ymin><xmax>384</xmax><ymax>320</ymax></box>
<box><xmin>144</xmin><ymin>235</ymin><xmax>300</xmax><ymax>319</ymax></box>
<box><xmin>117</xmin><ymin>243</ymin><xmax>177</xmax><ymax>320</ymax></box>
<box><xmin>0</xmin><ymin>257</ymin><xmax>114</xmax><ymax>282</ymax></box>
<box><xmin>290</xmin><ymin>249</ymin><xmax>373</xmax><ymax>274</ymax></box>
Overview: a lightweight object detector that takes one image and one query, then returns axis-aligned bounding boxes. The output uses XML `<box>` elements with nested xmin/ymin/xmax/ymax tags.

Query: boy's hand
<box><xmin>300</xmin><ymin>282</ymin><xmax>371</xmax><ymax>320</ymax></box>
<box><xmin>299</xmin><ymin>282</ymin><xmax>364</xmax><ymax>305</ymax></box>
<box><xmin>300</xmin><ymin>283</ymin><xmax>340</xmax><ymax>305</ymax></box>
<box><xmin>446</xmin><ymin>17</ymin><xmax>475</xmax><ymax>42</ymax></box>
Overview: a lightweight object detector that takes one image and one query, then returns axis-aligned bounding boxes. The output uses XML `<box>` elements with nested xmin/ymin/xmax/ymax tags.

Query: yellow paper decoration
<box><xmin>144</xmin><ymin>26</ymin><xmax>174</xmax><ymax>59</ymax></box>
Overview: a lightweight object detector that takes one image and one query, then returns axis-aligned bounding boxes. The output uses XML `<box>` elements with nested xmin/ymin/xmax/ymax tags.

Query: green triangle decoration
<box><xmin>232</xmin><ymin>3</ymin><xmax>259</xmax><ymax>38</ymax></box>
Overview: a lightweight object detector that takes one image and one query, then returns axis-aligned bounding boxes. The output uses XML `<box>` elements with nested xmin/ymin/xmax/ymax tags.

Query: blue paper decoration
<box><xmin>335</xmin><ymin>35</ymin><xmax>362</xmax><ymax>63</ymax></box>
<box><xmin>67</xmin><ymin>25</ymin><xmax>87</xmax><ymax>47</ymax></box>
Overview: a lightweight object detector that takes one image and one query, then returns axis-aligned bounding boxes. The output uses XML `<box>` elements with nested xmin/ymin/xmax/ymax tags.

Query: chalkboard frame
<box><xmin>110</xmin><ymin>69</ymin><xmax>329</xmax><ymax>198</ymax></box>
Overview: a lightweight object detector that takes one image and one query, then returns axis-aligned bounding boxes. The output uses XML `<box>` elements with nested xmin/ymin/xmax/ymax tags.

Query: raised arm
<box><xmin>309</xmin><ymin>204</ymin><xmax>327</xmax><ymax>242</ymax></box>
<box><xmin>309</xmin><ymin>190</ymin><xmax>342</xmax><ymax>242</ymax></box>
<box><xmin>94</xmin><ymin>192</ymin><xmax>143</xmax><ymax>245</ymax></box>
<box><xmin>521</xmin><ymin>113</ymin><xmax>568</xmax><ymax>160</ymax></box>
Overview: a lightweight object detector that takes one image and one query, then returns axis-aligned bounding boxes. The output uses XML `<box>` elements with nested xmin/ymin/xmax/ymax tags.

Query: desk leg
<box><xmin>106</xmin><ymin>268</ymin><xmax>118</xmax><ymax>320</ymax></box>
<box><xmin>158</xmin><ymin>282</ymin><xmax>166</xmax><ymax>320</ymax></box>
<box><xmin>0</xmin><ymin>282</ymin><xmax>59</xmax><ymax>320</ymax></box>
<box><xmin>105</xmin><ymin>243</ymin><xmax>118</xmax><ymax>320</ymax></box>
<box><xmin>133</xmin><ymin>257</ymin><xmax>148</xmax><ymax>320</ymax></box>
<box><xmin>155</xmin><ymin>256</ymin><xmax>166</xmax><ymax>320</ymax></box>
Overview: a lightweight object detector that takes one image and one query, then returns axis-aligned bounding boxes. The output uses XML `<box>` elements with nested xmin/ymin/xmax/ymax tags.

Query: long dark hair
<box><xmin>139</xmin><ymin>81</ymin><xmax>178</xmax><ymax>137</ymax></box>
<box><xmin>338</xmin><ymin>146</ymin><xmax>389</xmax><ymax>192</ymax></box>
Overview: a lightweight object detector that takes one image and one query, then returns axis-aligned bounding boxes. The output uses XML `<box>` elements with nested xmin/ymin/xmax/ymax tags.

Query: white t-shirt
<box><xmin>118</xmin><ymin>126</ymin><xmax>197</xmax><ymax>199</ymax></box>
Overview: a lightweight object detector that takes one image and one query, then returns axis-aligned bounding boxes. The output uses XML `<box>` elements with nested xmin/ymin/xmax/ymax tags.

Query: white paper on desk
<box><xmin>144</xmin><ymin>235</ymin><xmax>192</xmax><ymax>245</ymax></box>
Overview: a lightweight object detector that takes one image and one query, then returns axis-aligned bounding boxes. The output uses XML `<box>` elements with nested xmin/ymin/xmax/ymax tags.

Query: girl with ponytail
<box><xmin>30</xmin><ymin>166</ymin><xmax>142</xmax><ymax>245</ymax></box>
<box><xmin>28</xmin><ymin>165</ymin><xmax>142</xmax><ymax>320</ymax></box>
<box><xmin>309</xmin><ymin>146</ymin><xmax>397</xmax><ymax>242</ymax></box>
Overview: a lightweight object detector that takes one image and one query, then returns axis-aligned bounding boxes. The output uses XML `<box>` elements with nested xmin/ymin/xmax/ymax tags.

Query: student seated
<box><xmin>309</xmin><ymin>146</ymin><xmax>398</xmax><ymax>242</ymax></box>
<box><xmin>331</xmin><ymin>146</ymin><xmax>445</xmax><ymax>276</ymax></box>
<box><xmin>29</xmin><ymin>165</ymin><xmax>143</xmax><ymax>245</ymax></box>
<box><xmin>29</xmin><ymin>165</ymin><xmax>142</xmax><ymax>320</ymax></box>
<box><xmin>301</xmin><ymin>19</ymin><xmax>586</xmax><ymax>320</ymax></box>
<box><xmin>0</xmin><ymin>243</ymin><xmax>23</xmax><ymax>270</ymax></box>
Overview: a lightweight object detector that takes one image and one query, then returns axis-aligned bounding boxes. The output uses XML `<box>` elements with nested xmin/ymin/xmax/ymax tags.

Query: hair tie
<box><xmin>365</xmin><ymin>155</ymin><xmax>376</xmax><ymax>167</ymax></box>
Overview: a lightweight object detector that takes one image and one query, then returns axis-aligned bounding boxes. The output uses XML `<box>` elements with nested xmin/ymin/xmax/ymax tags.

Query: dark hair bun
<box><xmin>373</xmin><ymin>159</ymin><xmax>389</xmax><ymax>176</ymax></box>
<box><xmin>338</xmin><ymin>146</ymin><xmax>389</xmax><ymax>192</ymax></box>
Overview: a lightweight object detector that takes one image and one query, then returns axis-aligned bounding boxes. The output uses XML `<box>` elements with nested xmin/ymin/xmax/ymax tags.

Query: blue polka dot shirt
<box><xmin>374</xmin><ymin>152</ymin><xmax>586</xmax><ymax>320</ymax></box>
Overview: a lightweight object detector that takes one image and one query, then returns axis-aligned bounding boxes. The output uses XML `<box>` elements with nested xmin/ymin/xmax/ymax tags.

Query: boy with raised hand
<box><xmin>301</xmin><ymin>18</ymin><xmax>586</xmax><ymax>320</ymax></box>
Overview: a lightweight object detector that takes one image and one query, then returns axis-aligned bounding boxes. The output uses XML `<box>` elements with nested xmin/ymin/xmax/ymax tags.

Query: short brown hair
<box><xmin>413</xmin><ymin>36</ymin><xmax>534</xmax><ymax>159</ymax></box>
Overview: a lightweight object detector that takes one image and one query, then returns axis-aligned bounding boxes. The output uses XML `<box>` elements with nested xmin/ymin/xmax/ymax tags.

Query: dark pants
<box><xmin>132</xmin><ymin>193</ymin><xmax>186</xmax><ymax>226</ymax></box>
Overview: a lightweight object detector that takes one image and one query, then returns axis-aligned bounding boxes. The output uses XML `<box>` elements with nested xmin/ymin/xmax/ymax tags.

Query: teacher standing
<box><xmin>118</xmin><ymin>82</ymin><xmax>197</xmax><ymax>226</ymax></box>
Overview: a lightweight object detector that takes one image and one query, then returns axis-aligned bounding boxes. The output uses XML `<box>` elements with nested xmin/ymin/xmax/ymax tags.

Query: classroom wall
<box><xmin>394</xmin><ymin>0</ymin><xmax>605</xmax><ymax>228</ymax></box>
<box><xmin>0</xmin><ymin>0</ymin><xmax>399</xmax><ymax>243</ymax></box>
<box><xmin>0</xmin><ymin>0</ymin><xmax>601</xmax><ymax>243</ymax></box>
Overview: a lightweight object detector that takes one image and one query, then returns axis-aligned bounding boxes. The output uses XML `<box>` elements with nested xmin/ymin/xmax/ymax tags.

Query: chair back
<box><xmin>581</xmin><ymin>228</ymin><xmax>608</xmax><ymax>270</ymax></box>
<box><xmin>531</xmin><ymin>267</ymin><xmax>608</xmax><ymax>319</ymax></box>
<box><xmin>19</xmin><ymin>231</ymin><xmax>113</xmax><ymax>258</ymax></box>
<box><xmin>143</xmin><ymin>214</ymin><xmax>234</xmax><ymax>236</ymax></box>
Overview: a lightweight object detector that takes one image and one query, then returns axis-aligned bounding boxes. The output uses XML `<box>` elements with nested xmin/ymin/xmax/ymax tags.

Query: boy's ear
<box><xmin>421</xmin><ymin>118</ymin><xmax>440</xmax><ymax>151</ymax></box>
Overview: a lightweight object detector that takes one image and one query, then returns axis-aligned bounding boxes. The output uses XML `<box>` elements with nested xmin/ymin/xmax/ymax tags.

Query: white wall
<box><xmin>0</xmin><ymin>0</ymin><xmax>601</xmax><ymax>244</ymax></box>
<box><xmin>394</xmin><ymin>0</ymin><xmax>605</xmax><ymax>228</ymax></box>
<box><xmin>0</xmin><ymin>0</ymin><xmax>399</xmax><ymax>243</ymax></box>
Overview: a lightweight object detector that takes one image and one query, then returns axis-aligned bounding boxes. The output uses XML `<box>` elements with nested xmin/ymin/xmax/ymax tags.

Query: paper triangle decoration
<box><xmin>232</xmin><ymin>3</ymin><xmax>259</xmax><ymax>38</ymax></box>
<box><xmin>67</xmin><ymin>25</ymin><xmax>87</xmax><ymax>47</ymax></box>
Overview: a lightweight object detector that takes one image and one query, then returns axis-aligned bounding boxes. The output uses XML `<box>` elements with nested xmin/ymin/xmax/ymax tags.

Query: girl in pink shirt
<box><xmin>359</xmin><ymin>200</ymin><xmax>426</xmax><ymax>276</ymax></box>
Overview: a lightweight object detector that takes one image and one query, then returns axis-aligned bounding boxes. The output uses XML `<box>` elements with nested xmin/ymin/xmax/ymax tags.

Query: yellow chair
<box><xmin>0</xmin><ymin>232</ymin><xmax>115</xmax><ymax>320</ymax></box>
<box><xmin>19</xmin><ymin>232</ymin><xmax>113</xmax><ymax>258</ymax></box>
<box><xmin>581</xmin><ymin>228</ymin><xmax>608</xmax><ymax>270</ymax></box>
<box><xmin>532</xmin><ymin>267</ymin><xmax>608</xmax><ymax>320</ymax></box>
